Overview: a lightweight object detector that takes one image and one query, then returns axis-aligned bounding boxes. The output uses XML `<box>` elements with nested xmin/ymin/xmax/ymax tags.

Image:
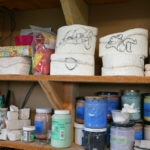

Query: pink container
<box><xmin>15</xmin><ymin>35</ymin><xmax>33</xmax><ymax>46</ymax></box>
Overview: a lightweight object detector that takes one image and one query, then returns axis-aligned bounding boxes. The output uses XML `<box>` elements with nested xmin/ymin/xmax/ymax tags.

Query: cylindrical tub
<box><xmin>84</xmin><ymin>96</ymin><xmax>107</xmax><ymax>129</ymax></box>
<box><xmin>50</xmin><ymin>53</ymin><xmax>94</xmax><ymax>76</ymax></box>
<box><xmin>96</xmin><ymin>92</ymin><xmax>119</xmax><ymax>119</ymax></box>
<box><xmin>99</xmin><ymin>28</ymin><xmax>148</xmax><ymax>57</ymax></box>
<box><xmin>55</xmin><ymin>24</ymin><xmax>98</xmax><ymax>55</ymax></box>
<box><xmin>74</xmin><ymin>123</ymin><xmax>84</xmax><ymax>146</ymax></box>
<box><xmin>110</xmin><ymin>123</ymin><xmax>135</xmax><ymax>150</ymax></box>
<box><xmin>84</xmin><ymin>128</ymin><xmax>107</xmax><ymax>150</ymax></box>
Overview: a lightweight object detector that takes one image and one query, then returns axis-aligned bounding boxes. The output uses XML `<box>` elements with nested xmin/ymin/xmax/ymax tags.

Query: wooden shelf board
<box><xmin>0</xmin><ymin>140</ymin><xmax>83</xmax><ymax>150</ymax></box>
<box><xmin>0</xmin><ymin>75</ymin><xmax>150</xmax><ymax>84</ymax></box>
<box><xmin>0</xmin><ymin>0</ymin><xmax>127</xmax><ymax>10</ymax></box>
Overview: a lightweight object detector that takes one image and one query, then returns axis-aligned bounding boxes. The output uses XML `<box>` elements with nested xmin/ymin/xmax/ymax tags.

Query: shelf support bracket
<box><xmin>39</xmin><ymin>81</ymin><xmax>64</xmax><ymax>109</ymax></box>
<box><xmin>60</xmin><ymin>0</ymin><xmax>88</xmax><ymax>25</ymax></box>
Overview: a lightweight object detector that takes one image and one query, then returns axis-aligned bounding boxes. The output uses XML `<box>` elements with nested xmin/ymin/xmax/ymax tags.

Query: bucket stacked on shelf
<box><xmin>50</xmin><ymin>24</ymin><xmax>98</xmax><ymax>76</ymax></box>
<box><xmin>99</xmin><ymin>28</ymin><xmax>148</xmax><ymax>76</ymax></box>
<box><xmin>84</xmin><ymin>96</ymin><xmax>107</xmax><ymax>150</ymax></box>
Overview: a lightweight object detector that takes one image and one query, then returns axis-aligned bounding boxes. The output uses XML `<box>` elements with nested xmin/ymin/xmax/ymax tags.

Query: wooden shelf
<box><xmin>0</xmin><ymin>140</ymin><xmax>83</xmax><ymax>150</ymax></box>
<box><xmin>0</xmin><ymin>75</ymin><xmax>150</xmax><ymax>84</ymax></box>
<box><xmin>0</xmin><ymin>0</ymin><xmax>127</xmax><ymax>10</ymax></box>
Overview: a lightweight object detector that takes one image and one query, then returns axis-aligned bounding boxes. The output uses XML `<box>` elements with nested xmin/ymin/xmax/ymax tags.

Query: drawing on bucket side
<box><xmin>58</xmin><ymin>28</ymin><xmax>94</xmax><ymax>51</ymax></box>
<box><xmin>65</xmin><ymin>57</ymin><xmax>78</xmax><ymax>71</ymax></box>
<box><xmin>105</xmin><ymin>34</ymin><xmax>137</xmax><ymax>53</ymax></box>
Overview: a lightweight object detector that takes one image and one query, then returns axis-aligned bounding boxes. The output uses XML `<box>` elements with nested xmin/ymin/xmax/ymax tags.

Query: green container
<box><xmin>121</xmin><ymin>90</ymin><xmax>141</xmax><ymax>120</ymax></box>
<box><xmin>51</xmin><ymin>110</ymin><xmax>72</xmax><ymax>148</ymax></box>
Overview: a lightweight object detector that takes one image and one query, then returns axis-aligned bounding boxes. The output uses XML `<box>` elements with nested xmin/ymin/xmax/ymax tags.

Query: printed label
<box><xmin>144</xmin><ymin>103</ymin><xmax>150</xmax><ymax>117</ymax></box>
<box><xmin>76</xmin><ymin>106</ymin><xmax>84</xmax><ymax>120</ymax></box>
<box><xmin>111</xmin><ymin>136</ymin><xmax>129</xmax><ymax>145</ymax></box>
<box><xmin>34</xmin><ymin>121</ymin><xmax>43</xmax><ymax>134</ymax></box>
<box><xmin>135</xmin><ymin>131</ymin><xmax>143</xmax><ymax>140</ymax></box>
<box><xmin>107</xmin><ymin>101</ymin><xmax>118</xmax><ymax>115</ymax></box>
<box><xmin>51</xmin><ymin>120</ymin><xmax>66</xmax><ymax>141</ymax></box>
<box><xmin>23</xmin><ymin>131</ymin><xmax>35</xmax><ymax>142</ymax></box>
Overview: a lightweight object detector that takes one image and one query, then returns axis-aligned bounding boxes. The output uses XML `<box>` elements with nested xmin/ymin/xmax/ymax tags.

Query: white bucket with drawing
<box><xmin>99</xmin><ymin>28</ymin><xmax>148</xmax><ymax>57</ymax></box>
<box><xmin>55</xmin><ymin>24</ymin><xmax>98</xmax><ymax>55</ymax></box>
<box><xmin>50</xmin><ymin>53</ymin><xmax>94</xmax><ymax>75</ymax></box>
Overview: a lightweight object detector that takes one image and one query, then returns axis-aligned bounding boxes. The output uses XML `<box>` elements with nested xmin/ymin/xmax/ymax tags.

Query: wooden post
<box><xmin>60</xmin><ymin>0</ymin><xmax>88</xmax><ymax>25</ymax></box>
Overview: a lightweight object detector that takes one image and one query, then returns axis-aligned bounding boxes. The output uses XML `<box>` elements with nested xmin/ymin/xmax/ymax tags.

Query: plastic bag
<box><xmin>32</xmin><ymin>30</ymin><xmax>56</xmax><ymax>75</ymax></box>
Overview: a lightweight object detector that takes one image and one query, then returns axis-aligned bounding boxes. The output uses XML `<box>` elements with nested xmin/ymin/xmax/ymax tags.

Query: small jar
<box><xmin>121</xmin><ymin>90</ymin><xmax>141</xmax><ymax>120</ymax></box>
<box><xmin>133</xmin><ymin>121</ymin><xmax>143</xmax><ymax>140</ymax></box>
<box><xmin>144</xmin><ymin>94</ymin><xmax>150</xmax><ymax>122</ymax></box>
<box><xmin>51</xmin><ymin>110</ymin><xmax>72</xmax><ymax>148</ymax></box>
<box><xmin>97</xmin><ymin>92</ymin><xmax>119</xmax><ymax>119</ymax></box>
<box><xmin>23</xmin><ymin>126</ymin><xmax>35</xmax><ymax>142</ymax></box>
<box><xmin>75</xmin><ymin>97</ymin><xmax>85</xmax><ymax>124</ymax></box>
<box><xmin>34</xmin><ymin>108</ymin><xmax>51</xmax><ymax>140</ymax></box>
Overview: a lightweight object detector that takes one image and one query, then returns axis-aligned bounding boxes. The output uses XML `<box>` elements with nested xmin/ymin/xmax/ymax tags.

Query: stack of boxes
<box><xmin>2</xmin><ymin>105</ymin><xmax>31</xmax><ymax>141</ymax></box>
<box><xmin>50</xmin><ymin>24</ymin><xmax>98</xmax><ymax>76</ymax></box>
<box><xmin>99</xmin><ymin>28</ymin><xmax>148</xmax><ymax>76</ymax></box>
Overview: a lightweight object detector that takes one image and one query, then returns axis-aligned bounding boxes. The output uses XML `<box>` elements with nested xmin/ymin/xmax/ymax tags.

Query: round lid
<box><xmin>84</xmin><ymin>128</ymin><xmax>106</xmax><ymax>132</ymax></box>
<box><xmin>74</xmin><ymin>123</ymin><xmax>84</xmax><ymax>129</ymax></box>
<box><xmin>36</xmin><ymin>108</ymin><xmax>51</xmax><ymax>113</ymax></box>
<box><xmin>54</xmin><ymin>110</ymin><xmax>69</xmax><ymax>115</ymax></box>
<box><xmin>124</xmin><ymin>90</ymin><xmax>139</xmax><ymax>93</ymax></box>
<box><xmin>111</xmin><ymin>122</ymin><xmax>134</xmax><ymax>127</ymax></box>
<box><xmin>96</xmin><ymin>91</ymin><xmax>118</xmax><ymax>96</ymax></box>
<box><xmin>23</xmin><ymin>126</ymin><xmax>35</xmax><ymax>131</ymax></box>
<box><xmin>76</xmin><ymin>97</ymin><xmax>85</xmax><ymax>101</ymax></box>
<box><xmin>85</xmin><ymin>96</ymin><xmax>106</xmax><ymax>99</ymax></box>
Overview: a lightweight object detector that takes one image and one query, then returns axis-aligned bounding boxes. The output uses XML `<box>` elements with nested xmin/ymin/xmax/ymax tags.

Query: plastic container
<box><xmin>23</xmin><ymin>126</ymin><xmax>35</xmax><ymax>142</ymax></box>
<box><xmin>74</xmin><ymin>123</ymin><xmax>84</xmax><ymax>145</ymax></box>
<box><xmin>51</xmin><ymin>110</ymin><xmax>72</xmax><ymax>148</ymax></box>
<box><xmin>34</xmin><ymin>108</ymin><xmax>51</xmax><ymax>140</ymax></box>
<box><xmin>96</xmin><ymin>92</ymin><xmax>119</xmax><ymax>119</ymax></box>
<box><xmin>0</xmin><ymin>108</ymin><xmax>8</xmax><ymax>129</ymax></box>
<box><xmin>133</xmin><ymin>121</ymin><xmax>143</xmax><ymax>140</ymax></box>
<box><xmin>15</xmin><ymin>35</ymin><xmax>33</xmax><ymax>46</ymax></box>
<box><xmin>144</xmin><ymin>125</ymin><xmax>150</xmax><ymax>140</ymax></box>
<box><xmin>84</xmin><ymin>96</ymin><xmax>107</xmax><ymax>129</ymax></box>
<box><xmin>112</xmin><ymin>110</ymin><xmax>130</xmax><ymax>124</ymax></box>
<box><xmin>121</xmin><ymin>90</ymin><xmax>141</xmax><ymax>120</ymax></box>
<box><xmin>110</xmin><ymin>123</ymin><xmax>135</xmax><ymax>150</ymax></box>
<box><xmin>75</xmin><ymin>97</ymin><xmax>85</xmax><ymax>124</ymax></box>
<box><xmin>84</xmin><ymin>128</ymin><xmax>107</xmax><ymax>150</ymax></box>
<box><xmin>144</xmin><ymin>95</ymin><xmax>150</xmax><ymax>122</ymax></box>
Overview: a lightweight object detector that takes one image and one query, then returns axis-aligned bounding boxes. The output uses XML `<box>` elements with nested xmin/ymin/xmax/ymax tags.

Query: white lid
<box><xmin>36</xmin><ymin>108</ymin><xmax>52</xmax><ymax>113</ymax></box>
<box><xmin>54</xmin><ymin>110</ymin><xmax>69</xmax><ymax>115</ymax></box>
<box><xmin>23</xmin><ymin>126</ymin><xmax>35</xmax><ymax>131</ymax></box>
<box><xmin>74</xmin><ymin>123</ymin><xmax>84</xmax><ymax>129</ymax></box>
<box><xmin>84</xmin><ymin>127</ymin><xmax>107</xmax><ymax>132</ymax></box>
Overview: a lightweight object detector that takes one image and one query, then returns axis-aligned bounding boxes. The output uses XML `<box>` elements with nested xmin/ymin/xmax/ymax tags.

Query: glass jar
<box><xmin>75</xmin><ymin>97</ymin><xmax>85</xmax><ymax>124</ymax></box>
<box><xmin>121</xmin><ymin>90</ymin><xmax>141</xmax><ymax>120</ymax></box>
<box><xmin>34</xmin><ymin>108</ymin><xmax>51</xmax><ymax>140</ymax></box>
<box><xmin>97</xmin><ymin>92</ymin><xmax>119</xmax><ymax>119</ymax></box>
<box><xmin>84</xmin><ymin>96</ymin><xmax>107</xmax><ymax>129</ymax></box>
<box><xmin>144</xmin><ymin>94</ymin><xmax>150</xmax><ymax>122</ymax></box>
<box><xmin>133</xmin><ymin>121</ymin><xmax>143</xmax><ymax>140</ymax></box>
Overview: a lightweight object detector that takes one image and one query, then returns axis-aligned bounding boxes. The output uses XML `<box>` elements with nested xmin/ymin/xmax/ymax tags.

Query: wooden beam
<box><xmin>39</xmin><ymin>81</ymin><xmax>64</xmax><ymax>109</ymax></box>
<box><xmin>60</xmin><ymin>0</ymin><xmax>88</xmax><ymax>25</ymax></box>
